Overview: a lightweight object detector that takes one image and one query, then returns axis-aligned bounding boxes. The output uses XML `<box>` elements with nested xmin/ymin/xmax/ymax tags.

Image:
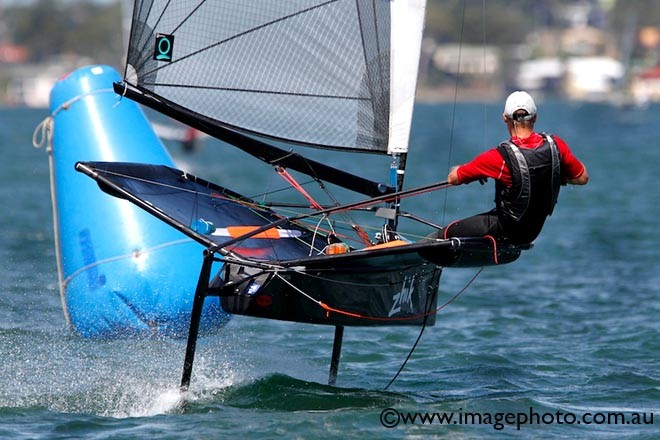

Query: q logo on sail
<box><xmin>154</xmin><ymin>34</ymin><xmax>174</xmax><ymax>62</ymax></box>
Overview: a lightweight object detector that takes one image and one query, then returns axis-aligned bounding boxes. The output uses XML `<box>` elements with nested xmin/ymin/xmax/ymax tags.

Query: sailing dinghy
<box><xmin>77</xmin><ymin>0</ymin><xmax>528</xmax><ymax>387</ymax></box>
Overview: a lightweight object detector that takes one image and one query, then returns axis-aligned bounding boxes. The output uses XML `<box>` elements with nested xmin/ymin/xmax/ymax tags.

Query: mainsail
<box><xmin>124</xmin><ymin>0</ymin><xmax>425</xmax><ymax>155</ymax></box>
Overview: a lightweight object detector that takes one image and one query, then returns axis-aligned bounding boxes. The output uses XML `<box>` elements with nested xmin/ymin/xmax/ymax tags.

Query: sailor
<box><xmin>181</xmin><ymin>127</ymin><xmax>202</xmax><ymax>153</ymax></box>
<box><xmin>438</xmin><ymin>91</ymin><xmax>589</xmax><ymax>245</ymax></box>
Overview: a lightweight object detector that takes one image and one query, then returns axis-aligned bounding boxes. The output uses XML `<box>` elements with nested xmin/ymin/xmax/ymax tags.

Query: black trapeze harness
<box><xmin>495</xmin><ymin>133</ymin><xmax>561</xmax><ymax>244</ymax></box>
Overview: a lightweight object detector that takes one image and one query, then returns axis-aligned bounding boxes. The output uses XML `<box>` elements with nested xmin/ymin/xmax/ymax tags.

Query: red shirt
<box><xmin>456</xmin><ymin>132</ymin><xmax>585</xmax><ymax>187</ymax></box>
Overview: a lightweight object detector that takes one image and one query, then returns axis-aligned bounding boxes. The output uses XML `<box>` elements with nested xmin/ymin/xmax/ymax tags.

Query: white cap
<box><xmin>504</xmin><ymin>91</ymin><xmax>537</xmax><ymax>118</ymax></box>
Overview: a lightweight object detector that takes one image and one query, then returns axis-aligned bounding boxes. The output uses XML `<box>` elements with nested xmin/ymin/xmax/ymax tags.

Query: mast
<box><xmin>384</xmin><ymin>0</ymin><xmax>426</xmax><ymax>234</ymax></box>
<box><xmin>392</xmin><ymin>152</ymin><xmax>408</xmax><ymax>231</ymax></box>
<box><xmin>384</xmin><ymin>152</ymin><xmax>407</xmax><ymax>235</ymax></box>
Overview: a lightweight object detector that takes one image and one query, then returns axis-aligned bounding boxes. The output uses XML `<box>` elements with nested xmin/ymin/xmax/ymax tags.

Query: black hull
<box><xmin>219</xmin><ymin>252</ymin><xmax>441</xmax><ymax>326</ymax></box>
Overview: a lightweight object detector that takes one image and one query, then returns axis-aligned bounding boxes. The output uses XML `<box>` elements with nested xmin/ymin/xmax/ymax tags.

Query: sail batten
<box><xmin>142</xmin><ymin>82</ymin><xmax>369</xmax><ymax>101</ymax></box>
<box><xmin>123</xmin><ymin>0</ymin><xmax>427</xmax><ymax>154</ymax></box>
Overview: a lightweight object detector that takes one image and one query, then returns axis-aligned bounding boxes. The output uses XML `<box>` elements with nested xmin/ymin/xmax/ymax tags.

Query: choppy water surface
<box><xmin>1</xmin><ymin>102</ymin><xmax>657</xmax><ymax>439</ymax></box>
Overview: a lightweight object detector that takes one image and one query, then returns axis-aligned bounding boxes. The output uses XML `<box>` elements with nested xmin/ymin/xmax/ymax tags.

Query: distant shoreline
<box><xmin>416</xmin><ymin>85</ymin><xmax>503</xmax><ymax>103</ymax></box>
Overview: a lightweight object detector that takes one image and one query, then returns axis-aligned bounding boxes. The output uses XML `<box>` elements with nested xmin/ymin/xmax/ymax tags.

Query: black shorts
<box><xmin>444</xmin><ymin>210</ymin><xmax>505</xmax><ymax>239</ymax></box>
<box><xmin>424</xmin><ymin>210</ymin><xmax>505</xmax><ymax>241</ymax></box>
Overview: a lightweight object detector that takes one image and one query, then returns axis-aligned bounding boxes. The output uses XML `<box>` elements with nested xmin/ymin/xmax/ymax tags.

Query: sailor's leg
<box><xmin>444</xmin><ymin>210</ymin><xmax>503</xmax><ymax>238</ymax></box>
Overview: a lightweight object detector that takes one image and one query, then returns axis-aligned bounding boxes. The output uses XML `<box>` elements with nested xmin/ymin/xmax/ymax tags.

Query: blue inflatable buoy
<box><xmin>47</xmin><ymin>65</ymin><xmax>230</xmax><ymax>338</ymax></box>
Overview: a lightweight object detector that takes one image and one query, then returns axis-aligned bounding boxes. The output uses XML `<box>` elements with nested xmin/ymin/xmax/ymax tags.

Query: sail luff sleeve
<box><xmin>387</xmin><ymin>0</ymin><xmax>427</xmax><ymax>155</ymax></box>
<box><xmin>114</xmin><ymin>82</ymin><xmax>394</xmax><ymax>197</ymax></box>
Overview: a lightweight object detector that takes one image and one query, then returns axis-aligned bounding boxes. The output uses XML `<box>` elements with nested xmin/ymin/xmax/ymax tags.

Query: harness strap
<box><xmin>542</xmin><ymin>133</ymin><xmax>561</xmax><ymax>216</ymax></box>
<box><xmin>497</xmin><ymin>141</ymin><xmax>531</xmax><ymax>221</ymax></box>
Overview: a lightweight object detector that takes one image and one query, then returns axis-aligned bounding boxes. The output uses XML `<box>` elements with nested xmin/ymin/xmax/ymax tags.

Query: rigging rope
<box><xmin>275</xmin><ymin>166</ymin><xmax>324</xmax><ymax>210</ymax></box>
<box><xmin>481</xmin><ymin>0</ymin><xmax>490</xmax><ymax>148</ymax></box>
<box><xmin>273</xmin><ymin>264</ymin><xmax>485</xmax><ymax>390</ymax></box>
<box><xmin>88</xmin><ymin>166</ymin><xmax>454</xmax><ymax>252</ymax></box>
<box><xmin>441</xmin><ymin>0</ymin><xmax>467</xmax><ymax>227</ymax></box>
<box><xmin>30</xmin><ymin>87</ymin><xmax>123</xmax><ymax>327</ymax></box>
<box><xmin>32</xmin><ymin>116</ymin><xmax>53</xmax><ymax>152</ymax></box>
<box><xmin>296</xmin><ymin>152</ymin><xmax>373</xmax><ymax>246</ymax></box>
<box><xmin>384</xmin><ymin>280</ymin><xmax>437</xmax><ymax>391</ymax></box>
<box><xmin>383</xmin><ymin>267</ymin><xmax>484</xmax><ymax>389</ymax></box>
<box><xmin>274</xmin><ymin>165</ymin><xmax>374</xmax><ymax>246</ymax></box>
<box><xmin>273</xmin><ymin>266</ymin><xmax>484</xmax><ymax>323</ymax></box>
<box><xmin>61</xmin><ymin>239</ymin><xmax>194</xmax><ymax>289</ymax></box>
<box><xmin>389</xmin><ymin>0</ymin><xmax>489</xmax><ymax>387</ymax></box>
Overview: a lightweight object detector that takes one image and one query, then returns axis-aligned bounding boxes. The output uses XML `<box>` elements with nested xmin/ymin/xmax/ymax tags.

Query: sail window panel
<box><xmin>127</xmin><ymin>0</ymin><xmax>394</xmax><ymax>152</ymax></box>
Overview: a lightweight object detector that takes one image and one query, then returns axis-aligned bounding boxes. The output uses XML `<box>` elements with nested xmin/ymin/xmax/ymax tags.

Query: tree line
<box><xmin>3</xmin><ymin>0</ymin><xmax>123</xmax><ymax>67</ymax></box>
<box><xmin>2</xmin><ymin>0</ymin><xmax>658</xmax><ymax>67</ymax></box>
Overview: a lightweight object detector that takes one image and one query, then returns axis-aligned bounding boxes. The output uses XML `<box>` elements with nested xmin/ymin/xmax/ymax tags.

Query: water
<box><xmin>1</xmin><ymin>102</ymin><xmax>658</xmax><ymax>439</ymax></box>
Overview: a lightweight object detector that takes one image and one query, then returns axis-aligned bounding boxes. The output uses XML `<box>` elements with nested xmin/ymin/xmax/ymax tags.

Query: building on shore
<box><xmin>3</xmin><ymin>56</ymin><xmax>92</xmax><ymax>108</ymax></box>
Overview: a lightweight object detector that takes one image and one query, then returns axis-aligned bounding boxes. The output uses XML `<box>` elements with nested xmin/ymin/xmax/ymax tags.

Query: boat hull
<box><xmin>49</xmin><ymin>65</ymin><xmax>230</xmax><ymax>338</ymax></box>
<box><xmin>219</xmin><ymin>253</ymin><xmax>441</xmax><ymax>326</ymax></box>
